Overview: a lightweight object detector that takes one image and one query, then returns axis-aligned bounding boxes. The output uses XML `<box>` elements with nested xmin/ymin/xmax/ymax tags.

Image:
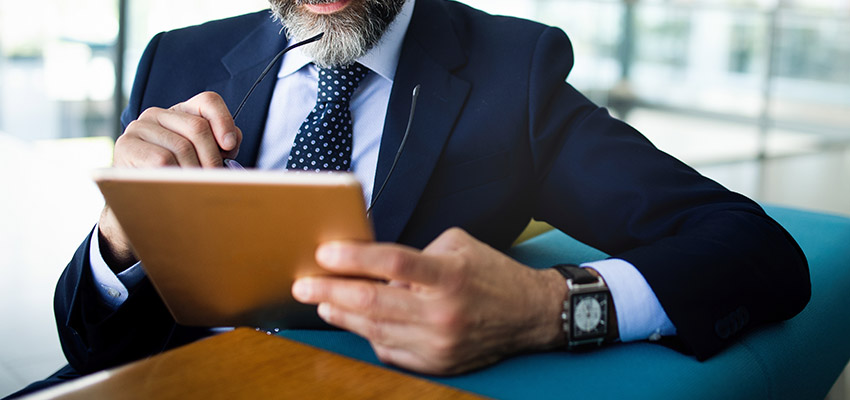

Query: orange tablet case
<box><xmin>93</xmin><ymin>168</ymin><xmax>373</xmax><ymax>329</ymax></box>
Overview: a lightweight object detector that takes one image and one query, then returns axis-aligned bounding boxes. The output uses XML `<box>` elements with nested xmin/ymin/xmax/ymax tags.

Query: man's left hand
<box><xmin>292</xmin><ymin>228</ymin><xmax>567</xmax><ymax>375</ymax></box>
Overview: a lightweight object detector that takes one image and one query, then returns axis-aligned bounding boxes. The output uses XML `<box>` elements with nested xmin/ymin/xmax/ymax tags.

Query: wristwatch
<box><xmin>551</xmin><ymin>264</ymin><xmax>612</xmax><ymax>350</ymax></box>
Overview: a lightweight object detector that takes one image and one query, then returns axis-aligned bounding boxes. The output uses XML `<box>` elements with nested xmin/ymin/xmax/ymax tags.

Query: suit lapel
<box><xmin>208</xmin><ymin>17</ymin><xmax>288</xmax><ymax>167</ymax></box>
<box><xmin>199</xmin><ymin>1</ymin><xmax>470</xmax><ymax>243</ymax></box>
<box><xmin>370</xmin><ymin>0</ymin><xmax>471</xmax><ymax>243</ymax></box>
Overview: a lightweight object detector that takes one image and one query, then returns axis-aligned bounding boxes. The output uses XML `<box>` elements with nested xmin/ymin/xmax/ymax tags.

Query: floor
<box><xmin>0</xmin><ymin>135</ymin><xmax>848</xmax><ymax>398</ymax></box>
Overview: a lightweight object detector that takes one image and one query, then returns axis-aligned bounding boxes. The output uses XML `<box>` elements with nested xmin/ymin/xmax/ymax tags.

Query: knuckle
<box><xmin>146</xmin><ymin>148</ymin><xmax>175</xmax><ymax>167</ymax></box>
<box><xmin>440</xmin><ymin>256</ymin><xmax>470</xmax><ymax>292</ymax></box>
<box><xmin>196</xmin><ymin>91</ymin><xmax>222</xmax><ymax>103</ymax></box>
<box><xmin>445</xmin><ymin>227</ymin><xmax>466</xmax><ymax>239</ymax></box>
<box><xmin>137</xmin><ymin>107</ymin><xmax>162</xmax><ymax>120</ymax></box>
<box><xmin>123</xmin><ymin>120</ymin><xmax>139</xmax><ymax>134</ymax></box>
<box><xmin>122</xmin><ymin>120</ymin><xmax>148</xmax><ymax>139</ymax></box>
<box><xmin>385</xmin><ymin>251</ymin><xmax>412</xmax><ymax>278</ymax></box>
<box><xmin>429</xmin><ymin>306</ymin><xmax>468</xmax><ymax>335</ymax></box>
<box><xmin>114</xmin><ymin>132</ymin><xmax>131</xmax><ymax>147</ymax></box>
<box><xmin>354</xmin><ymin>284</ymin><xmax>379</xmax><ymax>311</ymax></box>
<box><xmin>373</xmin><ymin>345</ymin><xmax>394</xmax><ymax>364</ymax></box>
<box><xmin>193</xmin><ymin>92</ymin><xmax>227</xmax><ymax>112</ymax></box>
<box><xmin>440</xmin><ymin>227</ymin><xmax>469</xmax><ymax>244</ymax></box>
<box><xmin>184</xmin><ymin>116</ymin><xmax>212</xmax><ymax>137</ymax></box>
<box><xmin>364</xmin><ymin>319</ymin><xmax>386</xmax><ymax>343</ymax></box>
<box><xmin>171</xmin><ymin>137</ymin><xmax>195</xmax><ymax>159</ymax></box>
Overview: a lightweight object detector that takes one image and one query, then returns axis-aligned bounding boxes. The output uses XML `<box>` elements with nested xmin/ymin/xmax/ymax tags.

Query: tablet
<box><xmin>92</xmin><ymin>168</ymin><xmax>373</xmax><ymax>330</ymax></box>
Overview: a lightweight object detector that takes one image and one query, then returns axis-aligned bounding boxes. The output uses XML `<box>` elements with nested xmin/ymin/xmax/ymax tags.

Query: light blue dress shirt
<box><xmin>89</xmin><ymin>0</ymin><xmax>675</xmax><ymax>342</ymax></box>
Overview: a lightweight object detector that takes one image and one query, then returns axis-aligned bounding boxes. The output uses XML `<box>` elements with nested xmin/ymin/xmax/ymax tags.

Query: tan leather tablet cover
<box><xmin>93</xmin><ymin>168</ymin><xmax>373</xmax><ymax>329</ymax></box>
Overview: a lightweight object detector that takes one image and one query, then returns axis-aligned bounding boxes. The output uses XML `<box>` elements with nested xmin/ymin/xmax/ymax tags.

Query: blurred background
<box><xmin>0</xmin><ymin>0</ymin><xmax>847</xmax><ymax>397</ymax></box>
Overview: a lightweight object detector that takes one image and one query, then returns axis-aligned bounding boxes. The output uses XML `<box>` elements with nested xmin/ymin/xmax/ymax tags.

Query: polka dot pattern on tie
<box><xmin>287</xmin><ymin>63</ymin><xmax>369</xmax><ymax>172</ymax></box>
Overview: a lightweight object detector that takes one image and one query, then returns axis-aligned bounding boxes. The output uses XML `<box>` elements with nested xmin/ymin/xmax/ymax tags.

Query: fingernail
<box><xmin>222</xmin><ymin>133</ymin><xmax>237</xmax><ymax>149</ymax></box>
<box><xmin>292</xmin><ymin>279</ymin><xmax>312</xmax><ymax>300</ymax></box>
<box><xmin>316</xmin><ymin>243</ymin><xmax>341</xmax><ymax>266</ymax></box>
<box><xmin>317</xmin><ymin>303</ymin><xmax>330</xmax><ymax>320</ymax></box>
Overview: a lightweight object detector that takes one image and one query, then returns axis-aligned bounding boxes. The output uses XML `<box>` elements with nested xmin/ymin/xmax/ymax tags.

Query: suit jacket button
<box><xmin>716</xmin><ymin>307</ymin><xmax>750</xmax><ymax>339</ymax></box>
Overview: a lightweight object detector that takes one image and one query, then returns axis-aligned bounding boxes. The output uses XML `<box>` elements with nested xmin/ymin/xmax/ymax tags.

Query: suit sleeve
<box><xmin>526</xmin><ymin>27</ymin><xmax>810</xmax><ymax>359</ymax></box>
<box><xmin>54</xmin><ymin>229</ymin><xmax>179</xmax><ymax>373</ymax></box>
<box><xmin>54</xmin><ymin>33</ymin><xmax>201</xmax><ymax>374</ymax></box>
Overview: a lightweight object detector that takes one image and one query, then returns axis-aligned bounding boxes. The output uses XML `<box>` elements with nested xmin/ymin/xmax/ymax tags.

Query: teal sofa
<box><xmin>282</xmin><ymin>206</ymin><xmax>850</xmax><ymax>399</ymax></box>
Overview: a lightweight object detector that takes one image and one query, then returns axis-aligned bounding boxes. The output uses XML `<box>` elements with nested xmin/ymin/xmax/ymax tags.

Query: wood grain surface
<box><xmin>27</xmin><ymin>328</ymin><xmax>485</xmax><ymax>400</ymax></box>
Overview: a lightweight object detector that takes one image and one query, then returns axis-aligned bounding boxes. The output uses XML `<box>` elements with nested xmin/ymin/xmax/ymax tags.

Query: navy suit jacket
<box><xmin>55</xmin><ymin>0</ymin><xmax>810</xmax><ymax>374</ymax></box>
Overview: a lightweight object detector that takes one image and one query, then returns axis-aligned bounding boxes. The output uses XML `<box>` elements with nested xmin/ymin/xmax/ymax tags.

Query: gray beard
<box><xmin>270</xmin><ymin>0</ymin><xmax>406</xmax><ymax>68</ymax></box>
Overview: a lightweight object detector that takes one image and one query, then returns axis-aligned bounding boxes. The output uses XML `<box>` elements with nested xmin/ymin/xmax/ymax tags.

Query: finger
<box><xmin>220</xmin><ymin>126</ymin><xmax>242</xmax><ymax>160</ymax></box>
<box><xmin>315</xmin><ymin>302</ymin><xmax>427</xmax><ymax>349</ymax></box>
<box><xmin>292</xmin><ymin>277</ymin><xmax>420</xmax><ymax>322</ymax></box>
<box><xmin>372</xmin><ymin>335</ymin><xmax>491</xmax><ymax>376</ymax></box>
<box><xmin>124</xmin><ymin>118</ymin><xmax>204</xmax><ymax>167</ymax></box>
<box><xmin>113</xmin><ymin>133</ymin><xmax>182</xmax><ymax>167</ymax></box>
<box><xmin>154</xmin><ymin>111</ymin><xmax>226</xmax><ymax>167</ymax></box>
<box><xmin>137</xmin><ymin>107</ymin><xmax>222</xmax><ymax>167</ymax></box>
<box><xmin>371</xmin><ymin>343</ymin><xmax>435</xmax><ymax>374</ymax></box>
<box><xmin>374</xmin><ymin>342</ymin><xmax>499</xmax><ymax>376</ymax></box>
<box><xmin>171</xmin><ymin>92</ymin><xmax>241</xmax><ymax>157</ymax></box>
<box><xmin>315</xmin><ymin>242</ymin><xmax>448</xmax><ymax>285</ymax></box>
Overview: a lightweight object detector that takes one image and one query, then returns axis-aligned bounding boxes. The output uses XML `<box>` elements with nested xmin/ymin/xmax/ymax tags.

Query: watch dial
<box><xmin>574</xmin><ymin>297</ymin><xmax>602</xmax><ymax>333</ymax></box>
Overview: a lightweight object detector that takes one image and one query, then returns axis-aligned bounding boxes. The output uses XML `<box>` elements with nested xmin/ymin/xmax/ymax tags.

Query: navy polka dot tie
<box><xmin>287</xmin><ymin>63</ymin><xmax>370</xmax><ymax>172</ymax></box>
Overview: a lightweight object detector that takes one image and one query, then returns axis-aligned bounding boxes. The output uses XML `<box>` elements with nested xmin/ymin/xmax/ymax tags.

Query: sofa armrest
<box><xmin>281</xmin><ymin>205</ymin><xmax>850</xmax><ymax>399</ymax></box>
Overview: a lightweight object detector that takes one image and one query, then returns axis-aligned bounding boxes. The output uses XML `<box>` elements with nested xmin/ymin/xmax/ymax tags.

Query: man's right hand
<box><xmin>98</xmin><ymin>92</ymin><xmax>242</xmax><ymax>272</ymax></box>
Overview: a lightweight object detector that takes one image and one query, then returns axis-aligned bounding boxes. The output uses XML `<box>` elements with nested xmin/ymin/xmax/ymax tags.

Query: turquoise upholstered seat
<box><xmin>281</xmin><ymin>206</ymin><xmax>850</xmax><ymax>399</ymax></box>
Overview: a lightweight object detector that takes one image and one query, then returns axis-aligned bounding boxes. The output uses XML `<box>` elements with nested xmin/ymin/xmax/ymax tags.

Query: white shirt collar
<box><xmin>278</xmin><ymin>0</ymin><xmax>415</xmax><ymax>82</ymax></box>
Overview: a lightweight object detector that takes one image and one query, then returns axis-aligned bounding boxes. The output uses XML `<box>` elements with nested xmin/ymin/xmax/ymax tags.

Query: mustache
<box><xmin>272</xmin><ymin>0</ymin><xmax>403</xmax><ymax>68</ymax></box>
<box><xmin>293</xmin><ymin>0</ymin><xmax>340</xmax><ymax>4</ymax></box>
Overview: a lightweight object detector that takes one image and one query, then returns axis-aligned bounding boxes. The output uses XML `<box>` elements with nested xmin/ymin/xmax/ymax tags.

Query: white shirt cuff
<box><xmin>89</xmin><ymin>225</ymin><xmax>146</xmax><ymax>310</ymax></box>
<box><xmin>582</xmin><ymin>258</ymin><xmax>677</xmax><ymax>342</ymax></box>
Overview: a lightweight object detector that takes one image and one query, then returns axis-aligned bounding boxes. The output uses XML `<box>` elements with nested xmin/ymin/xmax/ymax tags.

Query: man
<box><xmin>20</xmin><ymin>0</ymin><xmax>811</xmax><ymax>394</ymax></box>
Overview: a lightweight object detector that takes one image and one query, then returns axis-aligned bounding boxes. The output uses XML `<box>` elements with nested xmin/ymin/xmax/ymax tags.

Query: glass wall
<box><xmin>466</xmin><ymin>0</ymin><xmax>850</xmax><ymax>165</ymax></box>
<box><xmin>2</xmin><ymin>0</ymin><xmax>846</xmax><ymax>163</ymax></box>
<box><xmin>0</xmin><ymin>0</ymin><xmax>268</xmax><ymax>143</ymax></box>
<box><xmin>0</xmin><ymin>0</ymin><xmax>117</xmax><ymax>140</ymax></box>
<box><xmin>122</xmin><ymin>0</ymin><xmax>270</xmax><ymax>105</ymax></box>
<box><xmin>0</xmin><ymin>2</ymin><xmax>847</xmax><ymax>396</ymax></box>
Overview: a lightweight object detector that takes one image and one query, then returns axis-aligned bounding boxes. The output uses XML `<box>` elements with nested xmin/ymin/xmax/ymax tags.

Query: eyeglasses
<box><xmin>223</xmin><ymin>32</ymin><xmax>326</xmax><ymax>170</ymax></box>
<box><xmin>222</xmin><ymin>31</ymin><xmax>420</xmax><ymax>216</ymax></box>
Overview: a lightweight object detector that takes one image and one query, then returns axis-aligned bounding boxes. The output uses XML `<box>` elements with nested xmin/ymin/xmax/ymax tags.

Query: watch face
<box><xmin>572</xmin><ymin>292</ymin><xmax>608</xmax><ymax>339</ymax></box>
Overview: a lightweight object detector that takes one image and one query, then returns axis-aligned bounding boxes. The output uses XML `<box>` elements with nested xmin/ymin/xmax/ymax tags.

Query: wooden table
<box><xmin>25</xmin><ymin>328</ymin><xmax>484</xmax><ymax>399</ymax></box>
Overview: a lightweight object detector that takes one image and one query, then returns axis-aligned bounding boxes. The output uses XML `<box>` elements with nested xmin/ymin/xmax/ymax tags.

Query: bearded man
<box><xmin>9</xmin><ymin>0</ymin><xmax>809</xmax><ymax>397</ymax></box>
